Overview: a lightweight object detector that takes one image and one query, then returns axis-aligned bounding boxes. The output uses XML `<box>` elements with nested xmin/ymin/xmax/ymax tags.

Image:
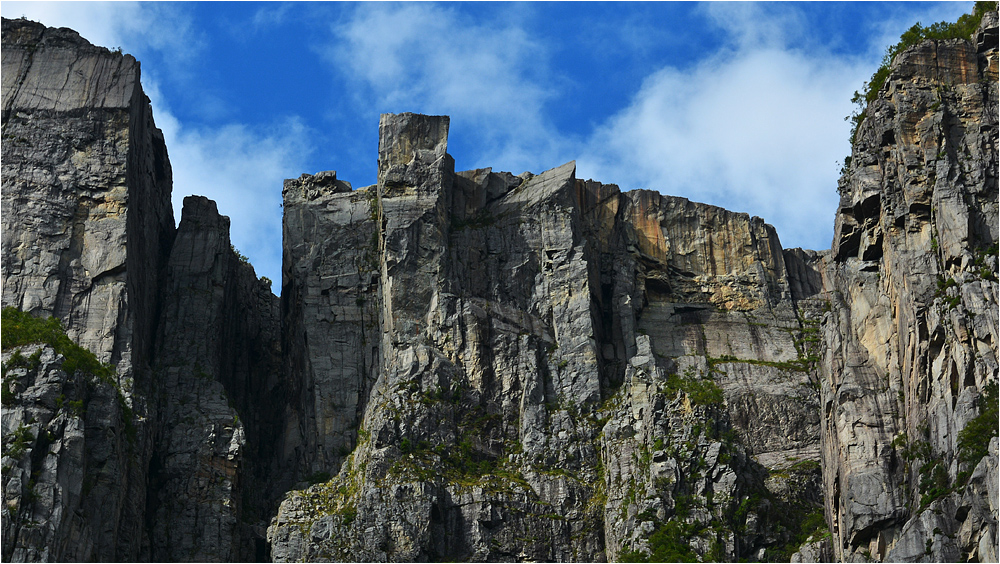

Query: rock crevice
<box><xmin>1</xmin><ymin>13</ymin><xmax>997</xmax><ymax>564</ymax></box>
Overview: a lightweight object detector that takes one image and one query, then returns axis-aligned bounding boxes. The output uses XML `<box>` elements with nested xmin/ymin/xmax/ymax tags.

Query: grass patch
<box><xmin>664</xmin><ymin>372</ymin><xmax>725</xmax><ymax>406</ymax></box>
<box><xmin>2</xmin><ymin>307</ymin><xmax>136</xmax><ymax>441</ymax></box>
<box><xmin>790</xmin><ymin>459</ymin><xmax>821</xmax><ymax>473</ymax></box>
<box><xmin>768</xmin><ymin>508</ymin><xmax>829</xmax><ymax>562</ymax></box>
<box><xmin>709</xmin><ymin>354</ymin><xmax>814</xmax><ymax>373</ymax></box>
<box><xmin>619</xmin><ymin>519</ymin><xmax>701</xmax><ymax>563</ymax></box>
<box><xmin>1</xmin><ymin>307</ymin><xmax>113</xmax><ymax>380</ymax></box>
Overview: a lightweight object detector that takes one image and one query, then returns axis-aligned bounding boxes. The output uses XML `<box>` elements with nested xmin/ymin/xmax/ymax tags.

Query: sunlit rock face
<box><xmin>821</xmin><ymin>12</ymin><xmax>999</xmax><ymax>563</ymax></box>
<box><xmin>2</xmin><ymin>12</ymin><xmax>997</xmax><ymax>564</ymax></box>
<box><xmin>266</xmin><ymin>112</ymin><xmax>831</xmax><ymax>562</ymax></box>
<box><xmin>2</xmin><ymin>17</ymin><xmax>280</xmax><ymax>561</ymax></box>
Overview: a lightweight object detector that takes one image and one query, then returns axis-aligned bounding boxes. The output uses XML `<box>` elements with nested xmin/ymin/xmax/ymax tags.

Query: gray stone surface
<box><xmin>1</xmin><ymin>345</ymin><xmax>136</xmax><ymax>562</ymax></box>
<box><xmin>280</xmin><ymin>170</ymin><xmax>380</xmax><ymax>480</ymax></box>
<box><xmin>1</xmin><ymin>18</ymin><xmax>174</xmax><ymax>372</ymax></box>
<box><xmin>2</xmin><ymin>18</ymin><xmax>281</xmax><ymax>563</ymax></box>
<box><xmin>147</xmin><ymin>195</ymin><xmax>282</xmax><ymax>561</ymax></box>
<box><xmin>1</xmin><ymin>17</ymin><xmax>173</xmax><ymax>561</ymax></box>
<box><xmin>267</xmin><ymin>113</ymin><xmax>831</xmax><ymax>562</ymax></box>
<box><xmin>822</xmin><ymin>13</ymin><xmax>999</xmax><ymax>562</ymax></box>
<box><xmin>3</xmin><ymin>12</ymin><xmax>997</xmax><ymax>564</ymax></box>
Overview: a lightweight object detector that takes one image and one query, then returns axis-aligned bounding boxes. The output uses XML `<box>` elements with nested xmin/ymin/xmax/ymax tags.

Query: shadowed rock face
<box><xmin>2</xmin><ymin>12</ymin><xmax>997</xmax><ymax>564</ymax></box>
<box><xmin>279</xmin><ymin>170</ymin><xmax>379</xmax><ymax>482</ymax></box>
<box><xmin>148</xmin><ymin>195</ymin><xmax>282</xmax><ymax>562</ymax></box>
<box><xmin>1</xmin><ymin>17</ymin><xmax>173</xmax><ymax>562</ymax></box>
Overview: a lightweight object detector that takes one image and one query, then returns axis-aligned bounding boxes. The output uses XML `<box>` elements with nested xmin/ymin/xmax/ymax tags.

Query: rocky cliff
<box><xmin>1</xmin><ymin>12</ymin><xmax>997</xmax><ymax>564</ymax></box>
<box><xmin>820</xmin><ymin>11</ymin><xmax>999</xmax><ymax>563</ymax></box>
<box><xmin>2</xmin><ymin>17</ymin><xmax>173</xmax><ymax>561</ymax></box>
<box><xmin>2</xmin><ymin>18</ymin><xmax>282</xmax><ymax>561</ymax></box>
<box><xmin>265</xmin><ymin>110</ymin><xmax>832</xmax><ymax>562</ymax></box>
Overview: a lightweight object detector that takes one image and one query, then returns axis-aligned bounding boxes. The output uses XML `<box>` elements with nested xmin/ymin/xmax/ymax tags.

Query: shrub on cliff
<box><xmin>846</xmin><ymin>1</ymin><xmax>998</xmax><ymax>146</ymax></box>
<box><xmin>957</xmin><ymin>382</ymin><xmax>999</xmax><ymax>466</ymax></box>
<box><xmin>1</xmin><ymin>306</ymin><xmax>112</xmax><ymax>379</ymax></box>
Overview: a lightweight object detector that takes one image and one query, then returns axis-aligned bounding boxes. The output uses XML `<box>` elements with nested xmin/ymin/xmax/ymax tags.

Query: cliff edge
<box><xmin>1</xmin><ymin>11</ymin><xmax>997</xmax><ymax>564</ymax></box>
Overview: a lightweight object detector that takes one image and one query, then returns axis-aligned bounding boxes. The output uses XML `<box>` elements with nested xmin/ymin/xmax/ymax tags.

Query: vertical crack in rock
<box><xmin>822</xmin><ymin>12</ymin><xmax>998</xmax><ymax>563</ymax></box>
<box><xmin>2</xmin><ymin>11</ymin><xmax>997</xmax><ymax>564</ymax></box>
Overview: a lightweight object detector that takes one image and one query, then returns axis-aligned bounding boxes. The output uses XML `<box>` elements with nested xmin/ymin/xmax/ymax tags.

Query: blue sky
<box><xmin>2</xmin><ymin>2</ymin><xmax>975</xmax><ymax>288</ymax></box>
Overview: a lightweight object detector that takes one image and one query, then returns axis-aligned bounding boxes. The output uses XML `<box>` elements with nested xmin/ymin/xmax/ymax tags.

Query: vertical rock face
<box><xmin>1</xmin><ymin>17</ymin><xmax>173</xmax><ymax>561</ymax></box>
<box><xmin>148</xmin><ymin>196</ymin><xmax>281</xmax><ymax>561</ymax></box>
<box><xmin>267</xmin><ymin>113</ymin><xmax>831</xmax><ymax>562</ymax></box>
<box><xmin>280</xmin><ymin>171</ymin><xmax>379</xmax><ymax>481</ymax></box>
<box><xmin>582</xmin><ymin>183</ymin><xmax>829</xmax><ymax>563</ymax></box>
<box><xmin>1</xmin><ymin>18</ymin><xmax>174</xmax><ymax>373</ymax></box>
<box><xmin>3</xmin><ymin>13</ymin><xmax>998</xmax><ymax>564</ymax></box>
<box><xmin>1</xmin><ymin>342</ymin><xmax>140</xmax><ymax>562</ymax></box>
<box><xmin>2</xmin><ymin>19</ymin><xmax>282</xmax><ymax>563</ymax></box>
<box><xmin>822</xmin><ymin>13</ymin><xmax>998</xmax><ymax>562</ymax></box>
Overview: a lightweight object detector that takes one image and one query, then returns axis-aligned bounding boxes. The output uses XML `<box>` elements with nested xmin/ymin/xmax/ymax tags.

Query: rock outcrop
<box><xmin>266</xmin><ymin>113</ymin><xmax>832</xmax><ymax>562</ymax></box>
<box><xmin>2</xmin><ymin>17</ymin><xmax>172</xmax><ymax>561</ymax></box>
<box><xmin>2</xmin><ymin>18</ymin><xmax>282</xmax><ymax>562</ymax></box>
<box><xmin>279</xmin><ymin>171</ymin><xmax>379</xmax><ymax>482</ymax></box>
<box><xmin>819</xmin><ymin>12</ymin><xmax>999</xmax><ymax>563</ymax></box>
<box><xmin>147</xmin><ymin>195</ymin><xmax>281</xmax><ymax>561</ymax></box>
<box><xmin>2</xmin><ymin>11</ymin><xmax>997</xmax><ymax>564</ymax></box>
<box><xmin>1</xmin><ymin>341</ymin><xmax>140</xmax><ymax>562</ymax></box>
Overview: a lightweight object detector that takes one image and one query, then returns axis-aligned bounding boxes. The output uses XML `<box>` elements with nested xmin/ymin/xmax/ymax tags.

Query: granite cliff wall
<box><xmin>266</xmin><ymin>114</ymin><xmax>830</xmax><ymax>562</ymax></box>
<box><xmin>1</xmin><ymin>18</ymin><xmax>172</xmax><ymax>561</ymax></box>
<box><xmin>820</xmin><ymin>12</ymin><xmax>999</xmax><ymax>562</ymax></box>
<box><xmin>1</xmin><ymin>12</ymin><xmax>997</xmax><ymax>564</ymax></box>
<box><xmin>2</xmin><ymin>18</ymin><xmax>282</xmax><ymax>561</ymax></box>
<box><xmin>147</xmin><ymin>195</ymin><xmax>282</xmax><ymax>561</ymax></box>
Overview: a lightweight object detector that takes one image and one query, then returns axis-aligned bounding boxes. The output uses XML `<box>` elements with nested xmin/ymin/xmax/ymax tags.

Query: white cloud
<box><xmin>702</xmin><ymin>2</ymin><xmax>808</xmax><ymax>51</ymax></box>
<box><xmin>576</xmin><ymin>1</ymin><xmax>979</xmax><ymax>252</ymax></box>
<box><xmin>0</xmin><ymin>1</ymin><xmax>202</xmax><ymax>61</ymax></box>
<box><xmin>578</xmin><ymin>6</ymin><xmax>875</xmax><ymax>252</ymax></box>
<box><xmin>143</xmin><ymin>78</ymin><xmax>311</xmax><ymax>288</ymax></box>
<box><xmin>251</xmin><ymin>4</ymin><xmax>293</xmax><ymax>31</ymax></box>
<box><xmin>325</xmin><ymin>3</ymin><xmax>567</xmax><ymax>174</ymax></box>
<box><xmin>579</xmin><ymin>49</ymin><xmax>869</xmax><ymax>250</ymax></box>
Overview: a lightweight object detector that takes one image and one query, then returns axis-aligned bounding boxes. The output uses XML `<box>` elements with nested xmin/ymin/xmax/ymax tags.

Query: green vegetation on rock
<box><xmin>846</xmin><ymin>2</ymin><xmax>997</xmax><ymax>147</ymax></box>
<box><xmin>1</xmin><ymin>307</ymin><xmax>135</xmax><ymax>440</ymax></box>
<box><xmin>1</xmin><ymin>307</ymin><xmax>113</xmax><ymax>379</ymax></box>
<box><xmin>230</xmin><ymin>244</ymin><xmax>250</xmax><ymax>264</ymax></box>
<box><xmin>618</xmin><ymin>519</ymin><xmax>700</xmax><ymax>563</ymax></box>
<box><xmin>664</xmin><ymin>370</ymin><xmax>725</xmax><ymax>406</ymax></box>
<box><xmin>958</xmin><ymin>382</ymin><xmax>999</xmax><ymax>466</ymax></box>
<box><xmin>4</xmin><ymin>423</ymin><xmax>35</xmax><ymax>460</ymax></box>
